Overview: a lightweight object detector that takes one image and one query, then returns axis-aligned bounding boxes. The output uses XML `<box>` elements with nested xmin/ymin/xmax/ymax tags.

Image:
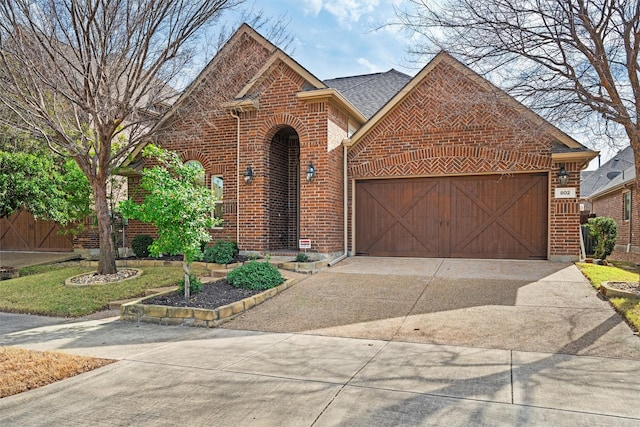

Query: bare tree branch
<box><xmin>0</xmin><ymin>0</ymin><xmax>246</xmax><ymax>274</ymax></box>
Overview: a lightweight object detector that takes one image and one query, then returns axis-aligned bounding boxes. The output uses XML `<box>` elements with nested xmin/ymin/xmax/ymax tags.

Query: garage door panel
<box><xmin>356</xmin><ymin>174</ymin><xmax>548</xmax><ymax>260</ymax></box>
<box><xmin>356</xmin><ymin>179</ymin><xmax>442</xmax><ymax>256</ymax></box>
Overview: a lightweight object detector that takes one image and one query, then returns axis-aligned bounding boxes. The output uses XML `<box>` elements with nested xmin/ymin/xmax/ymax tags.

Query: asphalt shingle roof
<box><xmin>589</xmin><ymin>165</ymin><xmax>635</xmax><ymax>198</ymax></box>
<box><xmin>324</xmin><ymin>69</ymin><xmax>412</xmax><ymax>119</ymax></box>
<box><xmin>580</xmin><ymin>146</ymin><xmax>634</xmax><ymax>198</ymax></box>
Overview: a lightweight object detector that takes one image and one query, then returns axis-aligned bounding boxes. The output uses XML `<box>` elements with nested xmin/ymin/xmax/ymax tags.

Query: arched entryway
<box><xmin>267</xmin><ymin>126</ymin><xmax>300</xmax><ymax>251</ymax></box>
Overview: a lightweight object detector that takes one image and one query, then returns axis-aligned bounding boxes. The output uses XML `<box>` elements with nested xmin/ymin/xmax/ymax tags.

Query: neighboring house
<box><xmin>580</xmin><ymin>146</ymin><xmax>634</xmax><ymax>217</ymax></box>
<box><xmin>585</xmin><ymin>147</ymin><xmax>639</xmax><ymax>262</ymax></box>
<box><xmin>123</xmin><ymin>24</ymin><xmax>597</xmax><ymax>261</ymax></box>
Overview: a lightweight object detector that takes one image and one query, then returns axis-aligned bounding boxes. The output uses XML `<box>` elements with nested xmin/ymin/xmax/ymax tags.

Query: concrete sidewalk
<box><xmin>1</xmin><ymin>318</ymin><xmax>640</xmax><ymax>426</ymax></box>
<box><xmin>2</xmin><ymin>258</ymin><xmax>640</xmax><ymax>425</ymax></box>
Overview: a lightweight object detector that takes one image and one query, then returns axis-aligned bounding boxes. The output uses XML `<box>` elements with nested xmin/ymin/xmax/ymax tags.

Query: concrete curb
<box><xmin>120</xmin><ymin>276</ymin><xmax>301</xmax><ymax>328</ymax></box>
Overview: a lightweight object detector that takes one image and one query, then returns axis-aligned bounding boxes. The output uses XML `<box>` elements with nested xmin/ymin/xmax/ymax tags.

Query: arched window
<box><xmin>184</xmin><ymin>160</ymin><xmax>205</xmax><ymax>185</ymax></box>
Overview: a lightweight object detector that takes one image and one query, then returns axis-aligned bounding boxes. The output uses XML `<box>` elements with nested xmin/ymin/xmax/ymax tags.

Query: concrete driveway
<box><xmin>0</xmin><ymin>251</ymin><xmax>78</xmax><ymax>268</ymax></box>
<box><xmin>225</xmin><ymin>257</ymin><xmax>640</xmax><ymax>359</ymax></box>
<box><xmin>2</xmin><ymin>257</ymin><xmax>640</xmax><ymax>426</ymax></box>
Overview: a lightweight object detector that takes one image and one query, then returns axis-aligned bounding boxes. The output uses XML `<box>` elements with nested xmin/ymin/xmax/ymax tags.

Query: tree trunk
<box><xmin>183</xmin><ymin>255</ymin><xmax>190</xmax><ymax>299</ymax></box>
<box><xmin>93</xmin><ymin>177</ymin><xmax>117</xmax><ymax>275</ymax></box>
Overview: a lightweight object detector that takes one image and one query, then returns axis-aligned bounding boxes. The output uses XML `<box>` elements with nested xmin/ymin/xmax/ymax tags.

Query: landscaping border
<box><xmin>120</xmin><ymin>276</ymin><xmax>301</xmax><ymax>328</ymax></box>
<box><xmin>78</xmin><ymin>259</ymin><xmax>242</xmax><ymax>271</ymax></box>
<box><xmin>78</xmin><ymin>259</ymin><xmax>327</xmax><ymax>274</ymax></box>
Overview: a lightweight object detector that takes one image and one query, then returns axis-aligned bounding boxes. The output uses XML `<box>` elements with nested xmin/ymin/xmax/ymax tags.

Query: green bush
<box><xmin>587</xmin><ymin>216</ymin><xmax>618</xmax><ymax>260</ymax></box>
<box><xmin>203</xmin><ymin>240</ymin><xmax>238</xmax><ymax>264</ymax></box>
<box><xmin>131</xmin><ymin>234</ymin><xmax>154</xmax><ymax>258</ymax></box>
<box><xmin>295</xmin><ymin>252</ymin><xmax>309</xmax><ymax>262</ymax></box>
<box><xmin>178</xmin><ymin>274</ymin><xmax>203</xmax><ymax>296</ymax></box>
<box><xmin>227</xmin><ymin>261</ymin><xmax>284</xmax><ymax>291</ymax></box>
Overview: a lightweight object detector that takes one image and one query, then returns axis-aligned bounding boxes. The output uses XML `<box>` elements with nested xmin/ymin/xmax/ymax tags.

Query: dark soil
<box><xmin>143</xmin><ymin>279</ymin><xmax>262</xmax><ymax>309</ymax></box>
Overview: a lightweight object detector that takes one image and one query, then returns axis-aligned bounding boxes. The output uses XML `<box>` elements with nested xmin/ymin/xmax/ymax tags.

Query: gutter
<box><xmin>329</xmin><ymin>141</ymin><xmax>349</xmax><ymax>267</ymax></box>
<box><xmin>230</xmin><ymin>110</ymin><xmax>241</xmax><ymax>245</ymax></box>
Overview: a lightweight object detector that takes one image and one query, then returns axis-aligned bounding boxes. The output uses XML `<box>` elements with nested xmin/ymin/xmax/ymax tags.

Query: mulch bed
<box><xmin>143</xmin><ymin>279</ymin><xmax>262</xmax><ymax>309</ymax></box>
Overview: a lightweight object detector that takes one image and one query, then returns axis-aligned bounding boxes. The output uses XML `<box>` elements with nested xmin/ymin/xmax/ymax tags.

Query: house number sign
<box><xmin>554</xmin><ymin>187</ymin><xmax>576</xmax><ymax>199</ymax></box>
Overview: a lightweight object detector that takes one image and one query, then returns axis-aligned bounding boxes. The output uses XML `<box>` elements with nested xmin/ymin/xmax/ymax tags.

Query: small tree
<box><xmin>587</xmin><ymin>217</ymin><xmax>618</xmax><ymax>260</ymax></box>
<box><xmin>0</xmin><ymin>151</ymin><xmax>90</xmax><ymax>223</ymax></box>
<box><xmin>120</xmin><ymin>146</ymin><xmax>219</xmax><ymax>298</ymax></box>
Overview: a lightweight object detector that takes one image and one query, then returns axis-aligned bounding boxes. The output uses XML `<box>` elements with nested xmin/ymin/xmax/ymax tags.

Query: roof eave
<box><xmin>297</xmin><ymin>88</ymin><xmax>367</xmax><ymax>124</ymax></box>
<box><xmin>588</xmin><ymin>179</ymin><xmax>635</xmax><ymax>200</ymax></box>
<box><xmin>220</xmin><ymin>99</ymin><xmax>259</xmax><ymax>111</ymax></box>
<box><xmin>552</xmin><ymin>150</ymin><xmax>599</xmax><ymax>168</ymax></box>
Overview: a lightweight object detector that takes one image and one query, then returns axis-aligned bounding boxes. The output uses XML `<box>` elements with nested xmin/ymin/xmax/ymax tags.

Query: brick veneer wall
<box><xmin>591</xmin><ymin>186</ymin><xmax>640</xmax><ymax>262</ymax></box>
<box><xmin>347</xmin><ymin>60</ymin><xmax>582</xmax><ymax>260</ymax></box>
<box><xmin>126</xmin><ymin>47</ymin><xmax>350</xmax><ymax>255</ymax></box>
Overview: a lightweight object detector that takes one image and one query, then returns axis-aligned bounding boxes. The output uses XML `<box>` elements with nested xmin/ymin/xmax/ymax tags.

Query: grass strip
<box><xmin>576</xmin><ymin>262</ymin><xmax>640</xmax><ymax>332</ymax></box>
<box><xmin>0</xmin><ymin>347</ymin><xmax>115</xmax><ymax>398</ymax></box>
<box><xmin>0</xmin><ymin>266</ymin><xmax>207</xmax><ymax>317</ymax></box>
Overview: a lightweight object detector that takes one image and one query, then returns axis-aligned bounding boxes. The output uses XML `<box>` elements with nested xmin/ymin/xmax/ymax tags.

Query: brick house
<box><xmin>122</xmin><ymin>24</ymin><xmax>596</xmax><ymax>262</ymax></box>
<box><xmin>584</xmin><ymin>147</ymin><xmax>639</xmax><ymax>262</ymax></box>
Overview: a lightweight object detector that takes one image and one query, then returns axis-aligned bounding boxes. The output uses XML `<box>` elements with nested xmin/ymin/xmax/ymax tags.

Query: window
<box><xmin>212</xmin><ymin>175</ymin><xmax>223</xmax><ymax>227</ymax></box>
<box><xmin>184</xmin><ymin>160</ymin><xmax>205</xmax><ymax>185</ymax></box>
<box><xmin>623</xmin><ymin>191</ymin><xmax>631</xmax><ymax>221</ymax></box>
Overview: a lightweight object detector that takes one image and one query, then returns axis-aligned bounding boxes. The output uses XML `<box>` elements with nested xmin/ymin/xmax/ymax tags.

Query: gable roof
<box><xmin>582</xmin><ymin>146</ymin><xmax>634</xmax><ymax>198</ymax></box>
<box><xmin>153</xmin><ymin>23</ymin><xmax>277</xmax><ymax>131</ymax></box>
<box><xmin>324</xmin><ymin>69</ymin><xmax>412</xmax><ymax>119</ymax></box>
<box><xmin>345</xmin><ymin>51</ymin><xmax>596</xmax><ymax>164</ymax></box>
<box><xmin>232</xmin><ymin>50</ymin><xmax>326</xmax><ymax>100</ymax></box>
<box><xmin>123</xmin><ymin>24</ymin><xmax>277</xmax><ymax>166</ymax></box>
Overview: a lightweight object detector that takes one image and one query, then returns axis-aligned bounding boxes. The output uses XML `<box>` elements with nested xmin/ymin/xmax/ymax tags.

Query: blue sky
<box><xmin>249</xmin><ymin>0</ymin><xmax>417</xmax><ymax>80</ymax></box>
<box><xmin>220</xmin><ymin>1</ymin><xmax>617</xmax><ymax>167</ymax></box>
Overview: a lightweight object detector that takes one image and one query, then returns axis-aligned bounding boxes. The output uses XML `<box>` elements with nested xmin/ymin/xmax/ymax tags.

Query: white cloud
<box><xmin>302</xmin><ymin>0</ymin><xmax>381</xmax><ymax>27</ymax></box>
<box><xmin>302</xmin><ymin>0</ymin><xmax>323</xmax><ymax>15</ymax></box>
<box><xmin>357</xmin><ymin>57</ymin><xmax>381</xmax><ymax>73</ymax></box>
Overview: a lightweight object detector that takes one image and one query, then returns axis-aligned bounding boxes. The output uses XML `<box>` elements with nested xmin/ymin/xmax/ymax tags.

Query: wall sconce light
<box><xmin>557</xmin><ymin>165</ymin><xmax>569</xmax><ymax>186</ymax></box>
<box><xmin>244</xmin><ymin>166</ymin><xmax>253</xmax><ymax>183</ymax></box>
<box><xmin>306</xmin><ymin>162</ymin><xmax>316</xmax><ymax>182</ymax></box>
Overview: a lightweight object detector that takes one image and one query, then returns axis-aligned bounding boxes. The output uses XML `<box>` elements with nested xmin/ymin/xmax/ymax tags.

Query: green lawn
<box><xmin>576</xmin><ymin>262</ymin><xmax>640</xmax><ymax>332</ymax></box>
<box><xmin>0</xmin><ymin>266</ymin><xmax>207</xmax><ymax>317</ymax></box>
<box><xmin>576</xmin><ymin>262</ymin><xmax>639</xmax><ymax>289</ymax></box>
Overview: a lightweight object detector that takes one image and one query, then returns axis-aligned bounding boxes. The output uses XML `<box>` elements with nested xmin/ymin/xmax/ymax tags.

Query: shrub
<box><xmin>587</xmin><ymin>216</ymin><xmax>618</xmax><ymax>260</ymax></box>
<box><xmin>203</xmin><ymin>240</ymin><xmax>238</xmax><ymax>264</ymax></box>
<box><xmin>227</xmin><ymin>261</ymin><xmax>284</xmax><ymax>291</ymax></box>
<box><xmin>178</xmin><ymin>274</ymin><xmax>203</xmax><ymax>296</ymax></box>
<box><xmin>131</xmin><ymin>234</ymin><xmax>154</xmax><ymax>258</ymax></box>
<box><xmin>295</xmin><ymin>252</ymin><xmax>309</xmax><ymax>262</ymax></box>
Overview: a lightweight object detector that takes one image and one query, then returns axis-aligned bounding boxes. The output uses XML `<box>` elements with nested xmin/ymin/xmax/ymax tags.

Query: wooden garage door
<box><xmin>355</xmin><ymin>174</ymin><xmax>548</xmax><ymax>259</ymax></box>
<box><xmin>0</xmin><ymin>210</ymin><xmax>73</xmax><ymax>252</ymax></box>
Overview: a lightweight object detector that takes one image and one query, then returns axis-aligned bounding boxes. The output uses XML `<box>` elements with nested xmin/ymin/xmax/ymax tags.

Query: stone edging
<box><xmin>600</xmin><ymin>281</ymin><xmax>640</xmax><ymax>299</ymax></box>
<box><xmin>120</xmin><ymin>276</ymin><xmax>301</xmax><ymax>328</ymax></box>
<box><xmin>276</xmin><ymin>260</ymin><xmax>326</xmax><ymax>273</ymax></box>
<box><xmin>78</xmin><ymin>259</ymin><xmax>326</xmax><ymax>274</ymax></box>
<box><xmin>65</xmin><ymin>268</ymin><xmax>144</xmax><ymax>287</ymax></box>
<box><xmin>79</xmin><ymin>259</ymin><xmax>242</xmax><ymax>270</ymax></box>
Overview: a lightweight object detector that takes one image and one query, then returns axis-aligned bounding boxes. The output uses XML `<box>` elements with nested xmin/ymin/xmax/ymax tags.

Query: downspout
<box><xmin>329</xmin><ymin>141</ymin><xmax>349</xmax><ymax>267</ymax></box>
<box><xmin>230</xmin><ymin>110</ymin><xmax>241</xmax><ymax>245</ymax></box>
